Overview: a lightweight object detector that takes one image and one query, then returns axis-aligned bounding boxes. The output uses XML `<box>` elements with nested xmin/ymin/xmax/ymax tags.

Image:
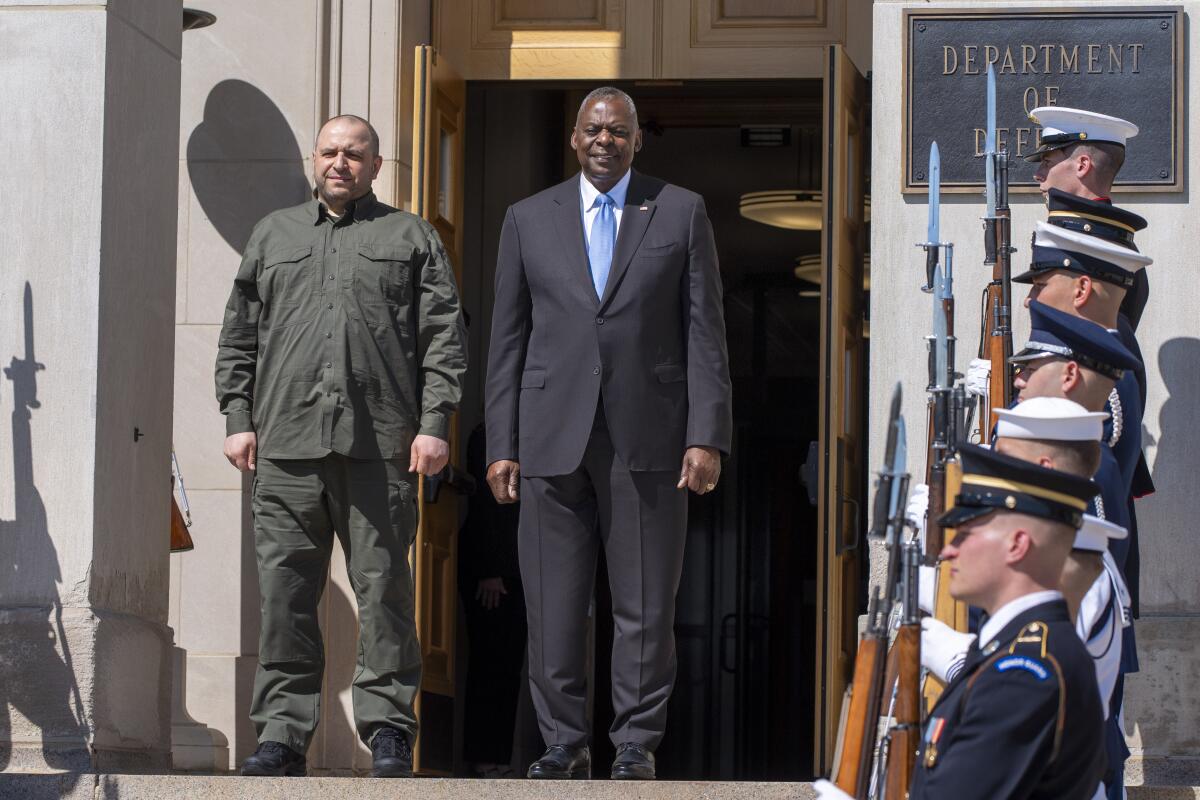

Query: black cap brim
<box><xmin>1013</xmin><ymin>268</ymin><xmax>1036</xmax><ymax>284</ymax></box>
<box><xmin>1009</xmin><ymin>347</ymin><xmax>1057</xmax><ymax>365</ymax></box>
<box><xmin>1023</xmin><ymin>142</ymin><xmax>1068</xmax><ymax>163</ymax></box>
<box><xmin>937</xmin><ymin>505</ymin><xmax>996</xmax><ymax>528</ymax></box>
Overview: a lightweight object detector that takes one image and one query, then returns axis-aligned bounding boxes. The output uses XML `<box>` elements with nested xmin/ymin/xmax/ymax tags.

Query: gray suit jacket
<box><xmin>485</xmin><ymin>170</ymin><xmax>732</xmax><ymax>477</ymax></box>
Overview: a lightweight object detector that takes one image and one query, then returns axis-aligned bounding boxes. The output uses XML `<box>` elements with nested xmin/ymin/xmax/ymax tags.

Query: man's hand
<box><xmin>224</xmin><ymin>432</ymin><xmax>257</xmax><ymax>472</ymax></box>
<box><xmin>921</xmin><ymin>617</ymin><xmax>976</xmax><ymax>684</ymax></box>
<box><xmin>965</xmin><ymin>357</ymin><xmax>992</xmax><ymax>398</ymax></box>
<box><xmin>410</xmin><ymin>434</ymin><xmax>449</xmax><ymax>476</ymax></box>
<box><xmin>677</xmin><ymin>446</ymin><xmax>721</xmax><ymax>495</ymax></box>
<box><xmin>813</xmin><ymin>779</ymin><xmax>854</xmax><ymax>800</ymax></box>
<box><xmin>476</xmin><ymin>577</ymin><xmax>508</xmax><ymax>611</ymax></box>
<box><xmin>486</xmin><ymin>459</ymin><xmax>521</xmax><ymax>504</ymax></box>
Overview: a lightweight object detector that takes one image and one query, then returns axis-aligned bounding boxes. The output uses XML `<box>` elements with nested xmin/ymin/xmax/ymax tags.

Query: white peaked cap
<box><xmin>994</xmin><ymin>397</ymin><xmax>1108</xmax><ymax>442</ymax></box>
<box><xmin>1074</xmin><ymin>513</ymin><xmax>1128</xmax><ymax>553</ymax></box>
<box><xmin>1033</xmin><ymin>221</ymin><xmax>1154</xmax><ymax>273</ymax></box>
<box><xmin>1030</xmin><ymin>106</ymin><xmax>1140</xmax><ymax>146</ymax></box>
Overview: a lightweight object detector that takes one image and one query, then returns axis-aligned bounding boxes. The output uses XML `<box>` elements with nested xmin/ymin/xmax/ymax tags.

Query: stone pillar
<box><xmin>0</xmin><ymin>0</ymin><xmax>182</xmax><ymax>773</ymax></box>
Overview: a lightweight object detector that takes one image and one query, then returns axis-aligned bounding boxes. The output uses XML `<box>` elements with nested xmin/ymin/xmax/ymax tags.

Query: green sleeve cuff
<box><xmin>419</xmin><ymin>412</ymin><xmax>450</xmax><ymax>441</ymax></box>
<box><xmin>225</xmin><ymin>410</ymin><xmax>254</xmax><ymax>436</ymax></box>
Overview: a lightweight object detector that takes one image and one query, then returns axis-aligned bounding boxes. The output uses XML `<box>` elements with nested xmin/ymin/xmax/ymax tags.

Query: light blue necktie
<box><xmin>589</xmin><ymin>193</ymin><xmax>616</xmax><ymax>298</ymax></box>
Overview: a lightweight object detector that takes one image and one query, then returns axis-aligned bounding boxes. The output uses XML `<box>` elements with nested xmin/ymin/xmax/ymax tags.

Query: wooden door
<box><xmin>410</xmin><ymin>44</ymin><xmax>465</xmax><ymax>776</ymax></box>
<box><xmin>813</xmin><ymin>44</ymin><xmax>868</xmax><ymax>774</ymax></box>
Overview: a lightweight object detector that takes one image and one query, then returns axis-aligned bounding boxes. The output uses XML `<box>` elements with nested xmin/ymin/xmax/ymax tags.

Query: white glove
<box><xmin>965</xmin><ymin>358</ymin><xmax>991</xmax><ymax>398</ymax></box>
<box><xmin>906</xmin><ymin>482</ymin><xmax>929</xmax><ymax>545</ymax></box>
<box><xmin>814</xmin><ymin>779</ymin><xmax>855</xmax><ymax>800</ymax></box>
<box><xmin>918</xmin><ymin>564</ymin><xmax>937</xmax><ymax>616</ymax></box>
<box><xmin>921</xmin><ymin>617</ymin><xmax>975</xmax><ymax>684</ymax></box>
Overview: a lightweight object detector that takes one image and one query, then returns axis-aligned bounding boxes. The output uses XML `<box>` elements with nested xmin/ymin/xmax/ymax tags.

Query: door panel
<box><xmin>814</xmin><ymin>44</ymin><xmax>867</xmax><ymax>773</ymax></box>
<box><xmin>411</xmin><ymin>44</ymin><xmax>466</xmax><ymax>776</ymax></box>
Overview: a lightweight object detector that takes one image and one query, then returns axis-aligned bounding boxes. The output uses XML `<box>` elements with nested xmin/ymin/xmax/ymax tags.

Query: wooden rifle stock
<box><xmin>885</xmin><ymin>622</ymin><xmax>921</xmax><ymax>800</ymax></box>
<box><xmin>170</xmin><ymin>491</ymin><xmax>194</xmax><ymax>553</ymax></box>
<box><xmin>833</xmin><ymin>631</ymin><xmax>887</xmax><ymax>798</ymax></box>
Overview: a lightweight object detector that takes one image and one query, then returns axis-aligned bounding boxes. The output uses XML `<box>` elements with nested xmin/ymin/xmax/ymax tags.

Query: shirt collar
<box><xmin>579</xmin><ymin>169</ymin><xmax>632</xmax><ymax>211</ymax></box>
<box><xmin>979</xmin><ymin>589</ymin><xmax>1063</xmax><ymax>648</ymax></box>
<box><xmin>311</xmin><ymin>190</ymin><xmax>377</xmax><ymax>225</ymax></box>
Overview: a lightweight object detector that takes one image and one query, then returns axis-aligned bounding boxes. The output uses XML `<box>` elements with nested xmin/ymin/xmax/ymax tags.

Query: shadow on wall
<box><xmin>1150</xmin><ymin>337</ymin><xmax>1200</xmax><ymax>552</ymax></box>
<box><xmin>0</xmin><ymin>285</ymin><xmax>89</xmax><ymax>778</ymax></box>
<box><xmin>187</xmin><ymin>79</ymin><xmax>310</xmax><ymax>253</ymax></box>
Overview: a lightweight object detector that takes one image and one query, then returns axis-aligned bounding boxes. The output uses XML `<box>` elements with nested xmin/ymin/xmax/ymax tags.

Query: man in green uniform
<box><xmin>214</xmin><ymin>114</ymin><xmax>467</xmax><ymax>778</ymax></box>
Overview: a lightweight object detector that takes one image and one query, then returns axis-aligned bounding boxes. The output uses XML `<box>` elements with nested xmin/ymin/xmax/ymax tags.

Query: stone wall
<box><xmin>171</xmin><ymin>0</ymin><xmax>430</xmax><ymax>771</ymax></box>
<box><xmin>0</xmin><ymin>0</ymin><xmax>181</xmax><ymax>772</ymax></box>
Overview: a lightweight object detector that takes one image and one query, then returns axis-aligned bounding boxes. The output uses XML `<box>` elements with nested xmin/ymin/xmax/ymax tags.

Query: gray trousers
<box><xmin>519</xmin><ymin>416</ymin><xmax>688</xmax><ymax>750</ymax></box>
<box><xmin>250</xmin><ymin>454</ymin><xmax>421</xmax><ymax>753</ymax></box>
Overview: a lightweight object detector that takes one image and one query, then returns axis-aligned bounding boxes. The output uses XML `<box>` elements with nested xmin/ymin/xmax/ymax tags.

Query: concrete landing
<box><xmin>2</xmin><ymin>774</ymin><xmax>1198</xmax><ymax>800</ymax></box>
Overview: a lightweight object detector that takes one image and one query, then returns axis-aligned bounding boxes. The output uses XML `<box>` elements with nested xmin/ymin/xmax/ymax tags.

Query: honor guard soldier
<box><xmin>819</xmin><ymin>446</ymin><xmax>1106</xmax><ymax>800</ymax></box>
<box><xmin>1010</xmin><ymin>300</ymin><xmax>1144</xmax><ymax>799</ymax></box>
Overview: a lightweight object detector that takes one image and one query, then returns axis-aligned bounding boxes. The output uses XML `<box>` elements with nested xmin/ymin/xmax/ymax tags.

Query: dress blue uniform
<box><xmin>910</xmin><ymin>445</ymin><xmax>1105</xmax><ymax>800</ymax></box>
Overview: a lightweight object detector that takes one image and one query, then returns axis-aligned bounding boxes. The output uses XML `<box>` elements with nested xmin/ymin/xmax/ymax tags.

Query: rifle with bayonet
<box><xmin>979</xmin><ymin>64</ymin><xmax>1014</xmax><ymax>433</ymax></box>
<box><xmin>831</xmin><ymin>385</ymin><xmax>914</xmax><ymax>799</ymax></box>
<box><xmin>919</xmin><ymin>141</ymin><xmax>970</xmax><ymax>712</ymax></box>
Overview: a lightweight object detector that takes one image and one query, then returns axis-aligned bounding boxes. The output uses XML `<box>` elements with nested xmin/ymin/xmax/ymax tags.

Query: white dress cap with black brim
<box><xmin>995</xmin><ymin>397</ymin><xmax>1108</xmax><ymax>443</ymax></box>
<box><xmin>1025</xmin><ymin>106</ymin><xmax>1139</xmax><ymax>162</ymax></box>
<box><xmin>1073</xmin><ymin>513</ymin><xmax>1128</xmax><ymax>553</ymax></box>
<box><xmin>1014</xmin><ymin>221</ymin><xmax>1153</xmax><ymax>288</ymax></box>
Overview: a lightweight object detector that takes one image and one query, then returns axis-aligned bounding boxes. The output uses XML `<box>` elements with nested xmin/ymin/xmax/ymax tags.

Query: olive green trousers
<box><xmin>249</xmin><ymin>454</ymin><xmax>421</xmax><ymax>753</ymax></box>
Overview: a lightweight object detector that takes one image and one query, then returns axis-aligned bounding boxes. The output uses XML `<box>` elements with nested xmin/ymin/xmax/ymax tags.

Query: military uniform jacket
<box><xmin>910</xmin><ymin>599</ymin><xmax>1105</xmax><ymax>800</ymax></box>
<box><xmin>215</xmin><ymin>192</ymin><xmax>467</xmax><ymax>460</ymax></box>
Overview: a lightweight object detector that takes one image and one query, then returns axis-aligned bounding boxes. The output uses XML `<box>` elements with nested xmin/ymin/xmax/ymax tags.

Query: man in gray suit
<box><xmin>484</xmin><ymin>86</ymin><xmax>732</xmax><ymax>781</ymax></box>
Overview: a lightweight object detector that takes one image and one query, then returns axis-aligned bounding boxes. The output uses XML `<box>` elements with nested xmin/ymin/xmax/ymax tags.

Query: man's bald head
<box><xmin>318</xmin><ymin>115</ymin><xmax>380</xmax><ymax>157</ymax></box>
<box><xmin>313</xmin><ymin>115</ymin><xmax>383</xmax><ymax>214</ymax></box>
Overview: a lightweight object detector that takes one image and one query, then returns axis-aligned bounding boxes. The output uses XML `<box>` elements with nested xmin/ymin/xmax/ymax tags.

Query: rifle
<box><xmin>978</xmin><ymin>64</ymin><xmax>1014</xmax><ymax>433</ymax></box>
<box><xmin>883</xmin><ymin>540</ymin><xmax>923</xmax><ymax>799</ymax></box>
<box><xmin>170</xmin><ymin>450</ymin><xmax>194</xmax><ymax>553</ymax></box>
<box><xmin>919</xmin><ymin>142</ymin><xmax>971</xmax><ymax>714</ymax></box>
<box><xmin>920</xmin><ymin>141</ymin><xmax>956</xmax><ymax>563</ymax></box>
<box><xmin>832</xmin><ymin>385</ymin><xmax>911</xmax><ymax>798</ymax></box>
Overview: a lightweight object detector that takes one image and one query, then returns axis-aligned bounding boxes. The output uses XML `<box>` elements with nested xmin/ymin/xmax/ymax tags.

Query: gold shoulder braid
<box><xmin>1009</xmin><ymin>621</ymin><xmax>1049</xmax><ymax>659</ymax></box>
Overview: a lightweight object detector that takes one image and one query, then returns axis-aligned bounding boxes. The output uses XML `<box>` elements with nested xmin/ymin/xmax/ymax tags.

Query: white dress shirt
<box><xmin>579</xmin><ymin>170</ymin><xmax>631</xmax><ymax>254</ymax></box>
<box><xmin>979</xmin><ymin>589</ymin><xmax>1064</xmax><ymax>650</ymax></box>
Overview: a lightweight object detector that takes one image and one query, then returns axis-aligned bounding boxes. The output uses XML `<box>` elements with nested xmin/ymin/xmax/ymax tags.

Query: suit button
<box><xmin>593</xmin><ymin>366</ymin><xmax>600</xmax><ymax>375</ymax></box>
<box><xmin>596</xmin><ymin>317</ymin><xmax>605</xmax><ymax>325</ymax></box>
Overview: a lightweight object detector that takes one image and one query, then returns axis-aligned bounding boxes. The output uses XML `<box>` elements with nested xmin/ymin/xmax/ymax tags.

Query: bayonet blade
<box><xmin>923</xmin><ymin>141</ymin><xmax>941</xmax><ymax>292</ymax></box>
<box><xmin>985</xmin><ymin>65</ymin><xmax>997</xmax><ymax>214</ymax></box>
<box><xmin>928</xmin><ymin>141</ymin><xmax>940</xmax><ymax>247</ymax></box>
<box><xmin>888</xmin><ymin>416</ymin><xmax>908</xmax><ymax>536</ymax></box>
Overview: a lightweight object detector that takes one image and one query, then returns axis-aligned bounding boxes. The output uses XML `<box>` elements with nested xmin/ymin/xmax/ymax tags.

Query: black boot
<box><xmin>240</xmin><ymin>741</ymin><xmax>307</xmax><ymax>776</ymax></box>
<box><xmin>611</xmin><ymin>742</ymin><xmax>655</xmax><ymax>780</ymax></box>
<box><xmin>527</xmin><ymin>744</ymin><xmax>591</xmax><ymax>779</ymax></box>
<box><xmin>370</xmin><ymin>727</ymin><xmax>414</xmax><ymax>778</ymax></box>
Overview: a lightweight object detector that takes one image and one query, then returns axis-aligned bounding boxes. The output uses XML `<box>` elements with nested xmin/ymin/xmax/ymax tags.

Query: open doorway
<box><xmin>456</xmin><ymin>79</ymin><xmax>867</xmax><ymax>781</ymax></box>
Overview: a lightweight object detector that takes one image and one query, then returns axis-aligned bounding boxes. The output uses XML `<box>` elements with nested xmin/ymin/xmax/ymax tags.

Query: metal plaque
<box><xmin>903</xmin><ymin>8</ymin><xmax>1183</xmax><ymax>193</ymax></box>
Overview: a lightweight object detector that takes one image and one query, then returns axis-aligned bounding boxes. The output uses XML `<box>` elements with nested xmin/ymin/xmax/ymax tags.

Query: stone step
<box><xmin>3</xmin><ymin>774</ymin><xmax>1198</xmax><ymax>800</ymax></box>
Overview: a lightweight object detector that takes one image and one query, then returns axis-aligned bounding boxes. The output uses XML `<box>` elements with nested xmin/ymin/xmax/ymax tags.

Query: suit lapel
<box><xmin>551</xmin><ymin>176</ymin><xmax>599</xmax><ymax>308</ymax></box>
<box><xmin>599</xmin><ymin>170</ymin><xmax>657</xmax><ymax>310</ymax></box>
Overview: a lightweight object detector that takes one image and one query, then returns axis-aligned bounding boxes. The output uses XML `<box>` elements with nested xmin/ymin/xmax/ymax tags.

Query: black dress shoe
<box><xmin>611</xmin><ymin>742</ymin><xmax>655</xmax><ymax>780</ymax></box>
<box><xmin>370</xmin><ymin>727</ymin><xmax>414</xmax><ymax>777</ymax></box>
<box><xmin>240</xmin><ymin>741</ymin><xmax>307</xmax><ymax>776</ymax></box>
<box><xmin>527</xmin><ymin>744</ymin><xmax>591</xmax><ymax>779</ymax></box>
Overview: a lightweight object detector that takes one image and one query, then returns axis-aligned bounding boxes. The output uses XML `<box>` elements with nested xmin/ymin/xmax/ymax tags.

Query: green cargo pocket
<box><xmin>256</xmin><ymin>567</ymin><xmax>325</xmax><ymax>664</ymax></box>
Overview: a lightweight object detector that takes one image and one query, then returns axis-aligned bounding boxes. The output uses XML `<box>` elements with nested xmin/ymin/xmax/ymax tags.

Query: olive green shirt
<box><xmin>215</xmin><ymin>192</ymin><xmax>467</xmax><ymax>459</ymax></box>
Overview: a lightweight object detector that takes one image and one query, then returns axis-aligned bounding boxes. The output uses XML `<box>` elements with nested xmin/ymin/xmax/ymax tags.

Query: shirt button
<box><xmin>331</xmin><ymin>247</ymin><xmax>337</xmax><ymax>253</ymax></box>
<box><xmin>325</xmin><ymin>332</ymin><xmax>332</xmax><ymax>339</ymax></box>
<box><xmin>328</xmin><ymin>274</ymin><xmax>334</xmax><ymax>280</ymax></box>
<box><xmin>596</xmin><ymin>317</ymin><xmax>605</xmax><ymax>325</ymax></box>
<box><xmin>325</xmin><ymin>362</ymin><xmax>332</xmax><ymax>369</ymax></box>
<box><xmin>327</xmin><ymin>303</ymin><xmax>334</xmax><ymax>310</ymax></box>
<box><xmin>593</xmin><ymin>366</ymin><xmax>600</xmax><ymax>375</ymax></box>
